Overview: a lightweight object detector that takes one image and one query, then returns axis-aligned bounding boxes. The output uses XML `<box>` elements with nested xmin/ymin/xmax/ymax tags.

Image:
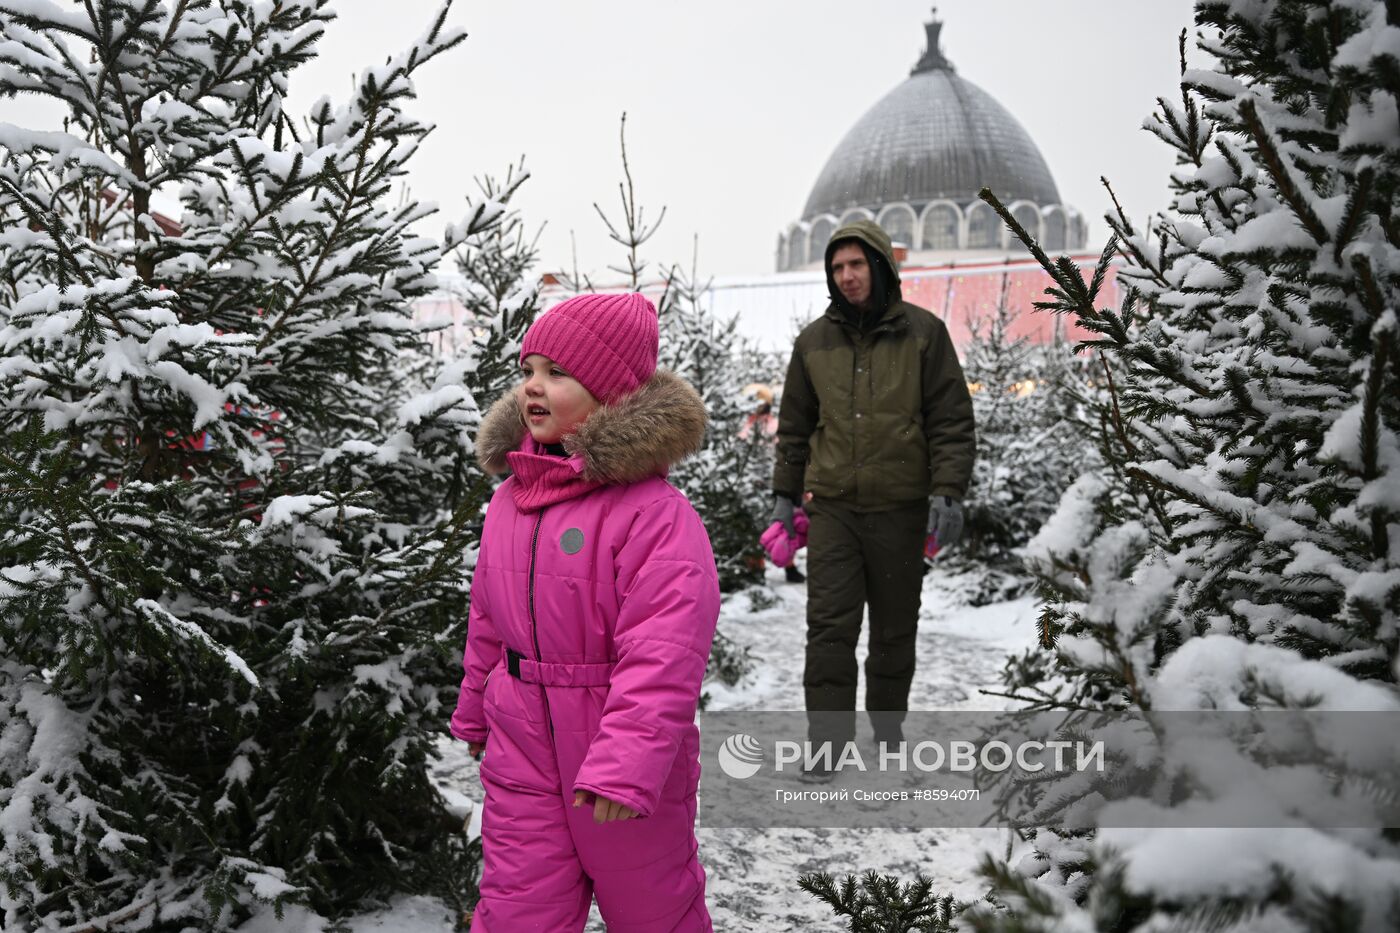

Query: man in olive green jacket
<box><xmin>772</xmin><ymin>219</ymin><xmax>975</xmax><ymax>760</ymax></box>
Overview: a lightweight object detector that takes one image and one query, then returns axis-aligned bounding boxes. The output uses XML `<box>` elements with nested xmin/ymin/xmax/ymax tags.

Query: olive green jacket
<box><xmin>773</xmin><ymin>220</ymin><xmax>975</xmax><ymax>509</ymax></box>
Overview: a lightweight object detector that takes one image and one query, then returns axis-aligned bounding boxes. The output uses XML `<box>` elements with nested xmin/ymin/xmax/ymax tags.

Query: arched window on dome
<box><xmin>1042</xmin><ymin>206</ymin><xmax>1067</xmax><ymax>252</ymax></box>
<box><xmin>785</xmin><ymin>226</ymin><xmax>808</xmax><ymax>270</ymax></box>
<box><xmin>876</xmin><ymin>204</ymin><xmax>916</xmax><ymax>252</ymax></box>
<box><xmin>808</xmin><ymin>216</ymin><xmax>836</xmax><ymax>264</ymax></box>
<box><xmin>965</xmin><ymin>201</ymin><xmax>1001</xmax><ymax>249</ymax></box>
<box><xmin>1008</xmin><ymin>202</ymin><xmax>1041</xmax><ymax>251</ymax></box>
<box><xmin>838</xmin><ymin>208</ymin><xmax>874</xmax><ymax>229</ymax></box>
<box><xmin>1069</xmin><ymin>211</ymin><xmax>1088</xmax><ymax>250</ymax></box>
<box><xmin>920</xmin><ymin>202</ymin><xmax>961</xmax><ymax>251</ymax></box>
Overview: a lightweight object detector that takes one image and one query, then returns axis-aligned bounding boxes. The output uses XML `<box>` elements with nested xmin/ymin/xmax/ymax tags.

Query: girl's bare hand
<box><xmin>572</xmin><ymin>789</ymin><xmax>639</xmax><ymax>823</ymax></box>
<box><xmin>467</xmin><ymin>742</ymin><xmax>485</xmax><ymax>760</ymax></box>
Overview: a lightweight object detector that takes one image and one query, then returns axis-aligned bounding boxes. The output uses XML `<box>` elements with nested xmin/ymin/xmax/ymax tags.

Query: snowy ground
<box><xmin>690</xmin><ymin>562</ymin><xmax>1037</xmax><ymax>931</ymax></box>
<box><xmin>260</xmin><ymin>562</ymin><xmax>1042</xmax><ymax>931</ymax></box>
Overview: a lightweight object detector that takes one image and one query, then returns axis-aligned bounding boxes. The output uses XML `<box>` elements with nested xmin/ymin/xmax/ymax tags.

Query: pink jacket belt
<box><xmin>503</xmin><ymin>646</ymin><xmax>615</xmax><ymax>687</ymax></box>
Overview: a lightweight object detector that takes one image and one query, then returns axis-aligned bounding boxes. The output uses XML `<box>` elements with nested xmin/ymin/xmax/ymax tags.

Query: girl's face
<box><xmin>517</xmin><ymin>354</ymin><xmax>599</xmax><ymax>445</ymax></box>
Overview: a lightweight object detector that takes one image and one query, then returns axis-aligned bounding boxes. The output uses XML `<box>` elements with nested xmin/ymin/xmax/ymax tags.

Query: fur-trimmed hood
<box><xmin>476</xmin><ymin>369</ymin><xmax>707</xmax><ymax>484</ymax></box>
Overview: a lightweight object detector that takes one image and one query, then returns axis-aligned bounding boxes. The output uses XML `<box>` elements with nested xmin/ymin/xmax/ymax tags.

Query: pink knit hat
<box><xmin>520</xmin><ymin>293</ymin><xmax>659</xmax><ymax>403</ymax></box>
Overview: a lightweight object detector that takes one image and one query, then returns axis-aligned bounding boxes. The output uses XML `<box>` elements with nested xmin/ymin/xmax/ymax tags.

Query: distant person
<box><xmin>771</xmin><ymin>220</ymin><xmax>975</xmax><ymax>772</ymax></box>
<box><xmin>451</xmin><ymin>293</ymin><xmax>718</xmax><ymax>930</ymax></box>
<box><xmin>739</xmin><ymin>382</ymin><xmax>779</xmax><ymax>440</ymax></box>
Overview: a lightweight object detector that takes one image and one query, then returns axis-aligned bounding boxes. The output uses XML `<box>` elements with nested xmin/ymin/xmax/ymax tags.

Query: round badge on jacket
<box><xmin>560</xmin><ymin>528</ymin><xmax>585</xmax><ymax>554</ymax></box>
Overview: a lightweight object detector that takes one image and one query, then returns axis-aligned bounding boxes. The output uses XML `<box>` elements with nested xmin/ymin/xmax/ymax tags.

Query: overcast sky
<box><xmin>4</xmin><ymin>0</ymin><xmax>1201</xmax><ymax>279</ymax></box>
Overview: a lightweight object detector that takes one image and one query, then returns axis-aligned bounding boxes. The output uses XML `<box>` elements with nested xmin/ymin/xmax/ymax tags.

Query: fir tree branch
<box><xmin>592</xmin><ymin>112</ymin><xmax>666</xmax><ymax>291</ymax></box>
<box><xmin>1349</xmin><ymin>252</ymin><xmax>1386</xmax><ymax>321</ymax></box>
<box><xmin>977</xmin><ymin>688</ymin><xmax>1093</xmax><ymax>711</ymax></box>
<box><xmin>1360</xmin><ymin>333</ymin><xmax>1389</xmax><ymax>561</ymax></box>
<box><xmin>0</xmin><ymin>177</ymin><xmax>96</xmax><ymax>291</ymax></box>
<box><xmin>153</xmin><ymin>0</ymin><xmax>192</xmax><ymax>62</ymax></box>
<box><xmin>1236</xmin><ymin>97</ymin><xmax>1330</xmax><ymax>245</ymax></box>
<box><xmin>979</xmin><ymin>187</ymin><xmax>1058</xmax><ymax>282</ymax></box>
<box><xmin>256</xmin><ymin>107</ymin><xmax>380</xmax><ymax>353</ymax></box>
<box><xmin>1102</xmin><ymin>177</ymin><xmax>1170</xmax><ymax>289</ymax></box>
<box><xmin>1097</xmin><ymin>355</ymin><xmax>1176</xmax><ymax>539</ymax></box>
<box><xmin>1333</xmin><ymin>165</ymin><xmax>1374</xmax><ymax>266</ymax></box>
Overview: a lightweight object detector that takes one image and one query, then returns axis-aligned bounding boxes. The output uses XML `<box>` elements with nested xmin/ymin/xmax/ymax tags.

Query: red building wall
<box><xmin>898</xmin><ymin>255</ymin><xmax>1116</xmax><ymax>348</ymax></box>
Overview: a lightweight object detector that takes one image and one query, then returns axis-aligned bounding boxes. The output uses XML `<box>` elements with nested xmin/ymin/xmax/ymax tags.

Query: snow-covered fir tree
<box><xmin>658</xmin><ymin>243</ymin><xmax>781</xmax><ymax>591</ymax></box>
<box><xmin>0</xmin><ymin>1</ymin><xmax>516</xmax><ymax>926</ymax></box>
<box><xmin>955</xmin><ymin>3</ymin><xmax>1400</xmax><ymax>930</ymax></box>
<box><xmin>438</xmin><ymin>162</ymin><xmax>542</xmax><ymax>511</ymax></box>
<box><xmin>444</xmin><ymin>160</ymin><xmax>538</xmax><ymax>364</ymax></box>
<box><xmin>800</xmin><ymin>870</ymin><xmax>955</xmax><ymax>933</ymax></box>
<box><xmin>957</xmin><ymin>274</ymin><xmax>1098</xmax><ymax>585</ymax></box>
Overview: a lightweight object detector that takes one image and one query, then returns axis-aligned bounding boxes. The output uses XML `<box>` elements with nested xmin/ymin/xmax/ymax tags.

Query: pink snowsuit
<box><xmin>450</xmin><ymin>370</ymin><xmax>720</xmax><ymax>932</ymax></box>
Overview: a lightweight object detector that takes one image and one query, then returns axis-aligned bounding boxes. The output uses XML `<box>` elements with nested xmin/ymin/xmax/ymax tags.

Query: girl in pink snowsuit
<box><xmin>451</xmin><ymin>292</ymin><xmax>720</xmax><ymax>931</ymax></box>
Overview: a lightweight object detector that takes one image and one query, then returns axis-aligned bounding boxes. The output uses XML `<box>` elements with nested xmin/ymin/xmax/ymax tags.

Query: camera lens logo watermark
<box><xmin>717</xmin><ymin>733</ymin><xmax>764</xmax><ymax>779</ymax></box>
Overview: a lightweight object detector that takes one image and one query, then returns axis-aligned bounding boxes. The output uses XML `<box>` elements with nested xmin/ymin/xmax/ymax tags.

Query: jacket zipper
<box><xmin>527</xmin><ymin>508</ymin><xmax>555</xmax><ymax>738</ymax></box>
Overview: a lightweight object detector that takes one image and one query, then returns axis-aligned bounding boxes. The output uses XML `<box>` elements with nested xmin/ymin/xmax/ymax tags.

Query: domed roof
<box><xmin>801</xmin><ymin>17</ymin><xmax>1061</xmax><ymax>221</ymax></box>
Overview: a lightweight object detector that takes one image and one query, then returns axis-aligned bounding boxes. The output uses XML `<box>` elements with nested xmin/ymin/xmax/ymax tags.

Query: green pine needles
<box><xmin>0</xmin><ymin>1</ymin><xmax>523</xmax><ymax>927</ymax></box>
<box><xmin>799</xmin><ymin>869</ymin><xmax>956</xmax><ymax>933</ymax></box>
<box><xmin>963</xmin><ymin>2</ymin><xmax>1400</xmax><ymax>929</ymax></box>
<box><xmin>805</xmin><ymin>1</ymin><xmax>1400</xmax><ymax>930</ymax></box>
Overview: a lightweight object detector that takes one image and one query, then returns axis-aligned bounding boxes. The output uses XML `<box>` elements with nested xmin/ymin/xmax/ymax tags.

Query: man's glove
<box><xmin>927</xmin><ymin>496</ymin><xmax>964</xmax><ymax>550</ymax></box>
<box><xmin>760</xmin><ymin>508</ymin><xmax>808</xmax><ymax>568</ymax></box>
<box><xmin>770</xmin><ymin>494</ymin><xmax>797</xmax><ymax>535</ymax></box>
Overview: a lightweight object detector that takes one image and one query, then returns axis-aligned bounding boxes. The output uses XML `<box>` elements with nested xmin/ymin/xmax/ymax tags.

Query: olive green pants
<box><xmin>803</xmin><ymin>498</ymin><xmax>926</xmax><ymax>746</ymax></box>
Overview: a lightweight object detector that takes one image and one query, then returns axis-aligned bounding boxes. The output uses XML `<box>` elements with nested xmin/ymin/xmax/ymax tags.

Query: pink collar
<box><xmin>504</xmin><ymin>436</ymin><xmax>604</xmax><ymax>511</ymax></box>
